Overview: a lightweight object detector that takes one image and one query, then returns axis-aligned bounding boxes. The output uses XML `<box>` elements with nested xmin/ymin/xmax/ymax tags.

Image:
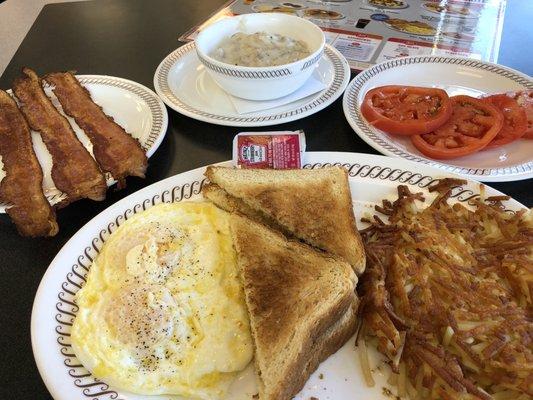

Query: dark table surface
<box><xmin>0</xmin><ymin>0</ymin><xmax>531</xmax><ymax>398</ymax></box>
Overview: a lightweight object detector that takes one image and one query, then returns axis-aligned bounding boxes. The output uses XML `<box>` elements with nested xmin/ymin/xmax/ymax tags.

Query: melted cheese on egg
<box><xmin>72</xmin><ymin>202</ymin><xmax>253</xmax><ymax>399</ymax></box>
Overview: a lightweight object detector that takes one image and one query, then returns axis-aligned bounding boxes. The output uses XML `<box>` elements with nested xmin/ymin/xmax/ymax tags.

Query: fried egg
<box><xmin>71</xmin><ymin>202</ymin><xmax>253</xmax><ymax>399</ymax></box>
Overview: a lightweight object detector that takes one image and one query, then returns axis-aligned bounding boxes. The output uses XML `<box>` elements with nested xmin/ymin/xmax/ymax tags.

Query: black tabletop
<box><xmin>0</xmin><ymin>0</ymin><xmax>531</xmax><ymax>398</ymax></box>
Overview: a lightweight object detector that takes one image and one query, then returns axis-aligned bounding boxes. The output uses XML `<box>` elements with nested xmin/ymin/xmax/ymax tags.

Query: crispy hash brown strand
<box><xmin>44</xmin><ymin>72</ymin><xmax>147</xmax><ymax>187</ymax></box>
<box><xmin>12</xmin><ymin>68</ymin><xmax>107</xmax><ymax>204</ymax></box>
<box><xmin>358</xmin><ymin>180</ymin><xmax>532</xmax><ymax>399</ymax></box>
<box><xmin>0</xmin><ymin>90</ymin><xmax>58</xmax><ymax>237</ymax></box>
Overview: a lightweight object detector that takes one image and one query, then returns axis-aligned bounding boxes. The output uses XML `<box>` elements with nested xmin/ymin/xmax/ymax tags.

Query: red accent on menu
<box><xmin>322</xmin><ymin>27</ymin><xmax>383</xmax><ymax>41</ymax></box>
<box><xmin>377</xmin><ymin>37</ymin><xmax>476</xmax><ymax>63</ymax></box>
<box><xmin>387</xmin><ymin>37</ymin><xmax>470</xmax><ymax>52</ymax></box>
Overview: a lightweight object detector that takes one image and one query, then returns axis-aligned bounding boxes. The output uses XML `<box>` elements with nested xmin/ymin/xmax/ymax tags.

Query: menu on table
<box><xmin>179</xmin><ymin>0</ymin><xmax>506</xmax><ymax>71</ymax></box>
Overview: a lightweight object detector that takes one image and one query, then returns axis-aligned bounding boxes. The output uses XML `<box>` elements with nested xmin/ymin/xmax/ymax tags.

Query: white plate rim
<box><xmin>342</xmin><ymin>55</ymin><xmax>533</xmax><ymax>182</ymax></box>
<box><xmin>0</xmin><ymin>74</ymin><xmax>169</xmax><ymax>211</ymax></box>
<box><xmin>153</xmin><ymin>42</ymin><xmax>350</xmax><ymax>127</ymax></box>
<box><xmin>30</xmin><ymin>151</ymin><xmax>527</xmax><ymax>400</ymax></box>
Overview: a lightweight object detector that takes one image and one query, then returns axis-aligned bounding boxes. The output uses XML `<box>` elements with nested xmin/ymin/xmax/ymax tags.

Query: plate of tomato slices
<box><xmin>343</xmin><ymin>56</ymin><xmax>533</xmax><ymax>182</ymax></box>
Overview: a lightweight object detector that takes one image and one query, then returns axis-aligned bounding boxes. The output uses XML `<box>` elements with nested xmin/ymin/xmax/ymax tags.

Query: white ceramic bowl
<box><xmin>195</xmin><ymin>13</ymin><xmax>326</xmax><ymax>101</ymax></box>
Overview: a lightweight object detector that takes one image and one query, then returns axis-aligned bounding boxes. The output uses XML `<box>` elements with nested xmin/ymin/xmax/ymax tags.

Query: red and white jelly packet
<box><xmin>233</xmin><ymin>131</ymin><xmax>306</xmax><ymax>169</ymax></box>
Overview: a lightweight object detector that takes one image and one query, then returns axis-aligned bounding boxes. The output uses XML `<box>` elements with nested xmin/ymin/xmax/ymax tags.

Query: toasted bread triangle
<box><xmin>205</xmin><ymin>166</ymin><xmax>366</xmax><ymax>275</ymax></box>
<box><xmin>230</xmin><ymin>213</ymin><xmax>358</xmax><ymax>400</ymax></box>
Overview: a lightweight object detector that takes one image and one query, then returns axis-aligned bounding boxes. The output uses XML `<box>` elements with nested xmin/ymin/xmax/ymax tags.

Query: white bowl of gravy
<box><xmin>195</xmin><ymin>13</ymin><xmax>325</xmax><ymax>101</ymax></box>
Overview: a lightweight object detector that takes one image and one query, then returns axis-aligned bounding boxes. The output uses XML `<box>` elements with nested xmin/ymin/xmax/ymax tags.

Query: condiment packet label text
<box><xmin>233</xmin><ymin>131</ymin><xmax>306</xmax><ymax>169</ymax></box>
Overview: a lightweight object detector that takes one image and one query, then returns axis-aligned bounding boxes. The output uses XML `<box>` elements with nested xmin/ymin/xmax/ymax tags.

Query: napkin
<box><xmin>228</xmin><ymin>76</ymin><xmax>328</xmax><ymax>114</ymax></box>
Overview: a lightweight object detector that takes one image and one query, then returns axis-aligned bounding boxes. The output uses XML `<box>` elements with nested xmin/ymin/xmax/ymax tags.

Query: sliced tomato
<box><xmin>411</xmin><ymin>95</ymin><xmax>503</xmax><ymax>159</ymax></box>
<box><xmin>361</xmin><ymin>85</ymin><xmax>453</xmax><ymax>136</ymax></box>
<box><xmin>506</xmin><ymin>90</ymin><xmax>533</xmax><ymax>139</ymax></box>
<box><xmin>483</xmin><ymin>94</ymin><xmax>527</xmax><ymax>148</ymax></box>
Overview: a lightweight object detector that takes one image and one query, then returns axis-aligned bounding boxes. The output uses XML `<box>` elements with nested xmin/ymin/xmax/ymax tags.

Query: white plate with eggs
<box><xmin>31</xmin><ymin>152</ymin><xmax>526</xmax><ymax>400</ymax></box>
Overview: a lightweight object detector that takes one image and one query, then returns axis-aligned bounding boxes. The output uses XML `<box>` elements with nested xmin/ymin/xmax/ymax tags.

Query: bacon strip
<box><xmin>12</xmin><ymin>68</ymin><xmax>107</xmax><ymax>205</ymax></box>
<box><xmin>0</xmin><ymin>90</ymin><xmax>58</xmax><ymax>237</ymax></box>
<box><xmin>44</xmin><ymin>72</ymin><xmax>147</xmax><ymax>187</ymax></box>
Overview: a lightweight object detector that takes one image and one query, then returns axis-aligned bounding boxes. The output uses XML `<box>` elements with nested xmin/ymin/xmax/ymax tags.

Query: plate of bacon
<box><xmin>0</xmin><ymin>68</ymin><xmax>168</xmax><ymax>237</ymax></box>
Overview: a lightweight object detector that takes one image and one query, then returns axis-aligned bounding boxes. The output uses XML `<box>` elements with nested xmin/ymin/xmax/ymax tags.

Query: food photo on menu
<box><xmin>0</xmin><ymin>1</ymin><xmax>531</xmax><ymax>400</ymax></box>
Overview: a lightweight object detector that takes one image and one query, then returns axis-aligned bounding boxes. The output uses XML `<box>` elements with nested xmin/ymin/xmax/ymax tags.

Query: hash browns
<box><xmin>359</xmin><ymin>179</ymin><xmax>532</xmax><ymax>399</ymax></box>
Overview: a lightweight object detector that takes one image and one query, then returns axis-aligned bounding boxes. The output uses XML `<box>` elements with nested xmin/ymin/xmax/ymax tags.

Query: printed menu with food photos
<box><xmin>180</xmin><ymin>0</ymin><xmax>506</xmax><ymax>71</ymax></box>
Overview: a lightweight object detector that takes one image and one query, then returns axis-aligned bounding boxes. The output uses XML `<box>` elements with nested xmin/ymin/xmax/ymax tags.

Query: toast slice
<box><xmin>205</xmin><ymin>166</ymin><xmax>366</xmax><ymax>275</ymax></box>
<box><xmin>290</xmin><ymin>293</ymin><xmax>358</xmax><ymax>394</ymax></box>
<box><xmin>230</xmin><ymin>213</ymin><xmax>358</xmax><ymax>400</ymax></box>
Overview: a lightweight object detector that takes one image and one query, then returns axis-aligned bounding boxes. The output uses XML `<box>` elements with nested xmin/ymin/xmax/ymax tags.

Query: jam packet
<box><xmin>233</xmin><ymin>131</ymin><xmax>306</xmax><ymax>169</ymax></box>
